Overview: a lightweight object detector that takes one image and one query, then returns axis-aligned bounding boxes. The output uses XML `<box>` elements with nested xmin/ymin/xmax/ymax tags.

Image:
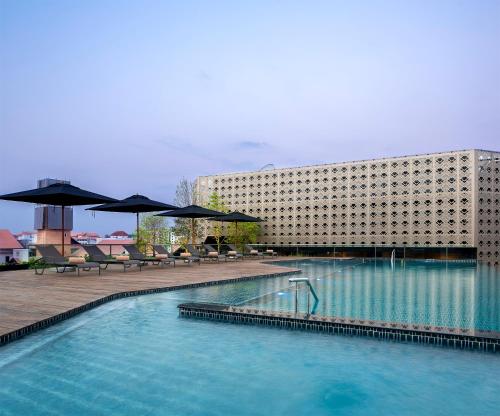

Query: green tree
<box><xmin>204</xmin><ymin>192</ymin><xmax>229</xmax><ymax>252</ymax></box>
<box><xmin>227</xmin><ymin>221</ymin><xmax>261</xmax><ymax>252</ymax></box>
<box><xmin>136</xmin><ymin>214</ymin><xmax>171</xmax><ymax>254</ymax></box>
<box><xmin>172</xmin><ymin>177</ymin><xmax>199</xmax><ymax>251</ymax></box>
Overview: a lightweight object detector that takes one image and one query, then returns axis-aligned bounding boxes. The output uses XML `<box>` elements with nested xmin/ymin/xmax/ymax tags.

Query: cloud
<box><xmin>154</xmin><ymin>137</ymin><xmax>194</xmax><ymax>151</ymax></box>
<box><xmin>234</xmin><ymin>140</ymin><xmax>269</xmax><ymax>150</ymax></box>
<box><xmin>198</xmin><ymin>70</ymin><xmax>212</xmax><ymax>81</ymax></box>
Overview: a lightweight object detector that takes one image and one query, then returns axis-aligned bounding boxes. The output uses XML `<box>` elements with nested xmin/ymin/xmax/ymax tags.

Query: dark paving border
<box><xmin>0</xmin><ymin>270</ymin><xmax>300</xmax><ymax>347</ymax></box>
<box><xmin>178</xmin><ymin>303</ymin><xmax>500</xmax><ymax>352</ymax></box>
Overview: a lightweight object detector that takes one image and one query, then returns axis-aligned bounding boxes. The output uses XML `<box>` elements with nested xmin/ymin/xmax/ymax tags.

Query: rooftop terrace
<box><xmin>0</xmin><ymin>259</ymin><xmax>297</xmax><ymax>346</ymax></box>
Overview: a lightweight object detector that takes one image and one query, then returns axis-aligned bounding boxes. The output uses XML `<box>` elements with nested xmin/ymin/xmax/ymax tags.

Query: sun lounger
<box><xmin>263</xmin><ymin>248</ymin><xmax>278</xmax><ymax>257</ymax></box>
<box><xmin>244</xmin><ymin>244</ymin><xmax>264</xmax><ymax>259</ymax></box>
<box><xmin>34</xmin><ymin>245</ymin><xmax>100</xmax><ymax>276</ymax></box>
<box><xmin>84</xmin><ymin>245</ymin><xmax>142</xmax><ymax>272</ymax></box>
<box><xmin>186</xmin><ymin>244</ymin><xmax>220</xmax><ymax>263</ymax></box>
<box><xmin>203</xmin><ymin>244</ymin><xmax>227</xmax><ymax>262</ymax></box>
<box><xmin>226</xmin><ymin>244</ymin><xmax>244</xmax><ymax>261</ymax></box>
<box><xmin>153</xmin><ymin>245</ymin><xmax>202</xmax><ymax>266</ymax></box>
<box><xmin>123</xmin><ymin>245</ymin><xmax>175</xmax><ymax>267</ymax></box>
<box><xmin>174</xmin><ymin>245</ymin><xmax>201</xmax><ymax>265</ymax></box>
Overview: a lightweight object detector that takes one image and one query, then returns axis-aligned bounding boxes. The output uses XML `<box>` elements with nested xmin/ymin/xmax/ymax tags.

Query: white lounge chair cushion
<box><xmin>68</xmin><ymin>256</ymin><xmax>85</xmax><ymax>264</ymax></box>
<box><xmin>155</xmin><ymin>254</ymin><xmax>169</xmax><ymax>259</ymax></box>
<box><xmin>115</xmin><ymin>255</ymin><xmax>130</xmax><ymax>261</ymax></box>
<box><xmin>208</xmin><ymin>251</ymin><xmax>219</xmax><ymax>257</ymax></box>
<box><xmin>250</xmin><ymin>250</ymin><xmax>259</xmax><ymax>254</ymax></box>
<box><xmin>180</xmin><ymin>252</ymin><xmax>191</xmax><ymax>257</ymax></box>
<box><xmin>228</xmin><ymin>251</ymin><xmax>237</xmax><ymax>256</ymax></box>
<box><xmin>266</xmin><ymin>249</ymin><xmax>274</xmax><ymax>253</ymax></box>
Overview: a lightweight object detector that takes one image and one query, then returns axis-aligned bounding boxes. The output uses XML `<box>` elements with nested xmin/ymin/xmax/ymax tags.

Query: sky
<box><xmin>0</xmin><ymin>0</ymin><xmax>499</xmax><ymax>234</ymax></box>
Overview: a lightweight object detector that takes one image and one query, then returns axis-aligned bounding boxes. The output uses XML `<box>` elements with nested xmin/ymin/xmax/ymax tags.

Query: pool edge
<box><xmin>0</xmin><ymin>269</ymin><xmax>301</xmax><ymax>347</ymax></box>
<box><xmin>178</xmin><ymin>303</ymin><xmax>500</xmax><ymax>353</ymax></box>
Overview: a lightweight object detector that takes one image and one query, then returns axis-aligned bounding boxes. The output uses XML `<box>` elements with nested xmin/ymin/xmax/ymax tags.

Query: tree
<box><xmin>203</xmin><ymin>191</ymin><xmax>261</xmax><ymax>252</ymax></box>
<box><xmin>135</xmin><ymin>214</ymin><xmax>171</xmax><ymax>253</ymax></box>
<box><xmin>204</xmin><ymin>192</ymin><xmax>229</xmax><ymax>253</ymax></box>
<box><xmin>172</xmin><ymin>178</ymin><xmax>199</xmax><ymax>251</ymax></box>
<box><xmin>227</xmin><ymin>221</ymin><xmax>261</xmax><ymax>251</ymax></box>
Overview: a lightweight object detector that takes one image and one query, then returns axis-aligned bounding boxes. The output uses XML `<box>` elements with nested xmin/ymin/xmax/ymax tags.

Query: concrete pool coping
<box><xmin>178</xmin><ymin>303</ymin><xmax>500</xmax><ymax>352</ymax></box>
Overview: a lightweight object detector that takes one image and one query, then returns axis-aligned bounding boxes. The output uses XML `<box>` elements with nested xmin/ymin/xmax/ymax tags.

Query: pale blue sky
<box><xmin>1</xmin><ymin>0</ymin><xmax>499</xmax><ymax>233</ymax></box>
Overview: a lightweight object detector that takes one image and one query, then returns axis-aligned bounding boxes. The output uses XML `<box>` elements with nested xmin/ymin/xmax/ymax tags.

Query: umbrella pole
<box><xmin>191</xmin><ymin>218</ymin><xmax>195</xmax><ymax>246</ymax></box>
<box><xmin>61</xmin><ymin>205</ymin><xmax>65</xmax><ymax>257</ymax></box>
<box><xmin>136</xmin><ymin>212</ymin><xmax>139</xmax><ymax>243</ymax></box>
<box><xmin>235</xmin><ymin>221</ymin><xmax>238</xmax><ymax>250</ymax></box>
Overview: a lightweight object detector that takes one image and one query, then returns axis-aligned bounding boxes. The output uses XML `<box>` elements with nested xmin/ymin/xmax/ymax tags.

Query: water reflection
<box><xmin>240</xmin><ymin>260</ymin><xmax>500</xmax><ymax>331</ymax></box>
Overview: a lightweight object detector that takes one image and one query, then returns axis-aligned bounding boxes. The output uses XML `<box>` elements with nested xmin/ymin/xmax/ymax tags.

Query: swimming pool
<box><xmin>0</xmin><ymin>259</ymin><xmax>499</xmax><ymax>415</ymax></box>
<box><xmin>239</xmin><ymin>259</ymin><xmax>500</xmax><ymax>332</ymax></box>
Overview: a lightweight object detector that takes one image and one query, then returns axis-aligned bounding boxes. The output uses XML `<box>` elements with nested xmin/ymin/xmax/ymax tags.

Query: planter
<box><xmin>0</xmin><ymin>264</ymin><xmax>30</xmax><ymax>272</ymax></box>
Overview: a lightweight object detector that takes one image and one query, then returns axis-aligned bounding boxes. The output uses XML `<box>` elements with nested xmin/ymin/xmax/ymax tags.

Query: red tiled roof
<box><xmin>0</xmin><ymin>230</ymin><xmax>23</xmax><ymax>249</ymax></box>
<box><xmin>110</xmin><ymin>230</ymin><xmax>129</xmax><ymax>237</ymax></box>
<box><xmin>98</xmin><ymin>239</ymin><xmax>135</xmax><ymax>245</ymax></box>
<box><xmin>72</xmin><ymin>231</ymin><xmax>100</xmax><ymax>238</ymax></box>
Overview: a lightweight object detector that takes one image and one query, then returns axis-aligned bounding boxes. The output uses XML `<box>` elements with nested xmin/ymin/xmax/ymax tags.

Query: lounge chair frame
<box><xmin>225</xmin><ymin>244</ymin><xmax>244</xmax><ymax>261</ymax></box>
<box><xmin>84</xmin><ymin>245</ymin><xmax>142</xmax><ymax>272</ymax></box>
<box><xmin>202</xmin><ymin>244</ymin><xmax>227</xmax><ymax>262</ymax></box>
<box><xmin>123</xmin><ymin>245</ymin><xmax>175</xmax><ymax>267</ymax></box>
<box><xmin>34</xmin><ymin>245</ymin><xmax>101</xmax><ymax>276</ymax></box>
<box><xmin>244</xmin><ymin>244</ymin><xmax>264</xmax><ymax>259</ymax></box>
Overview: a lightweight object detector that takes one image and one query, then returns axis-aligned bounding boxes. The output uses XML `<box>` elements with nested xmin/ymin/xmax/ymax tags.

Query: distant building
<box><xmin>34</xmin><ymin>178</ymin><xmax>73</xmax><ymax>247</ymax></box>
<box><xmin>14</xmin><ymin>231</ymin><xmax>37</xmax><ymax>248</ymax></box>
<box><xmin>109</xmin><ymin>230</ymin><xmax>130</xmax><ymax>240</ymax></box>
<box><xmin>0</xmin><ymin>230</ymin><xmax>29</xmax><ymax>263</ymax></box>
<box><xmin>97</xmin><ymin>238</ymin><xmax>135</xmax><ymax>256</ymax></box>
<box><xmin>71</xmin><ymin>232</ymin><xmax>101</xmax><ymax>245</ymax></box>
<box><xmin>197</xmin><ymin>149</ymin><xmax>500</xmax><ymax>264</ymax></box>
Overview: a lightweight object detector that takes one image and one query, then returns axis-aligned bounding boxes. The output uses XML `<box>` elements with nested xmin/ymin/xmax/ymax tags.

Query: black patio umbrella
<box><xmin>156</xmin><ymin>205</ymin><xmax>226</xmax><ymax>245</ymax></box>
<box><xmin>87</xmin><ymin>194</ymin><xmax>178</xmax><ymax>242</ymax></box>
<box><xmin>207</xmin><ymin>211</ymin><xmax>263</xmax><ymax>243</ymax></box>
<box><xmin>0</xmin><ymin>183</ymin><xmax>117</xmax><ymax>255</ymax></box>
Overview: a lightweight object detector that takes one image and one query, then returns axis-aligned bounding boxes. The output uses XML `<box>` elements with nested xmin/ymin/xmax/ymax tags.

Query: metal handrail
<box><xmin>289</xmin><ymin>277</ymin><xmax>319</xmax><ymax>314</ymax></box>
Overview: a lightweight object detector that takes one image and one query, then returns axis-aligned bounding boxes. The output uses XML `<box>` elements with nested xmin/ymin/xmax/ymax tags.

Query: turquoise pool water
<box><xmin>0</xmin><ymin>260</ymin><xmax>499</xmax><ymax>415</ymax></box>
<box><xmin>239</xmin><ymin>259</ymin><xmax>500</xmax><ymax>331</ymax></box>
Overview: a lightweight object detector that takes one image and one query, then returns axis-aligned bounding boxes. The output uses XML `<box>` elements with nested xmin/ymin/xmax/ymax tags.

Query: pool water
<box><xmin>239</xmin><ymin>259</ymin><xmax>500</xmax><ymax>331</ymax></box>
<box><xmin>0</xmin><ymin>260</ymin><xmax>499</xmax><ymax>415</ymax></box>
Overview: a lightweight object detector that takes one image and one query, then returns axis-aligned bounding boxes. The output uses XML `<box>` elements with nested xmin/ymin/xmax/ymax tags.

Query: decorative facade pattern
<box><xmin>476</xmin><ymin>150</ymin><xmax>500</xmax><ymax>263</ymax></box>
<box><xmin>196</xmin><ymin>149</ymin><xmax>500</xmax><ymax>264</ymax></box>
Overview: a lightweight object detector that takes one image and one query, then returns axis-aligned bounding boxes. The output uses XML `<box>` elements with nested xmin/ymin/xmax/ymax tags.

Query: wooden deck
<box><xmin>0</xmin><ymin>258</ymin><xmax>298</xmax><ymax>344</ymax></box>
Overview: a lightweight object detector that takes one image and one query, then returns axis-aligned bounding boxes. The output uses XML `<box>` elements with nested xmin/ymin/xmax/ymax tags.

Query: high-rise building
<box><xmin>34</xmin><ymin>178</ymin><xmax>73</xmax><ymax>247</ymax></box>
<box><xmin>196</xmin><ymin>149</ymin><xmax>500</xmax><ymax>264</ymax></box>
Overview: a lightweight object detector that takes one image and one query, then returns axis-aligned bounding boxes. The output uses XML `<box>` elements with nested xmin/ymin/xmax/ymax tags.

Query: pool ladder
<box><xmin>289</xmin><ymin>277</ymin><xmax>319</xmax><ymax>315</ymax></box>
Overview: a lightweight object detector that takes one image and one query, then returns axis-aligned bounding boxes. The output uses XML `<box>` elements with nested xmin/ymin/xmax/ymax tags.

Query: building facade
<box><xmin>0</xmin><ymin>230</ymin><xmax>29</xmax><ymax>264</ymax></box>
<box><xmin>196</xmin><ymin>149</ymin><xmax>500</xmax><ymax>264</ymax></box>
<box><xmin>34</xmin><ymin>178</ymin><xmax>73</xmax><ymax>247</ymax></box>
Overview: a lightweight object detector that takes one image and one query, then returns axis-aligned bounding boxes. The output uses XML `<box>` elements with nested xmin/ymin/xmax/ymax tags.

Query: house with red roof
<box><xmin>71</xmin><ymin>231</ymin><xmax>101</xmax><ymax>245</ymax></box>
<box><xmin>108</xmin><ymin>230</ymin><xmax>130</xmax><ymax>240</ymax></box>
<box><xmin>14</xmin><ymin>231</ymin><xmax>37</xmax><ymax>248</ymax></box>
<box><xmin>0</xmin><ymin>230</ymin><xmax>29</xmax><ymax>264</ymax></box>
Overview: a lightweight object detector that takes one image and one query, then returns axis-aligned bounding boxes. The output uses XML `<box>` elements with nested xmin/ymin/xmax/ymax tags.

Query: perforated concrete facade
<box><xmin>196</xmin><ymin>150</ymin><xmax>500</xmax><ymax>264</ymax></box>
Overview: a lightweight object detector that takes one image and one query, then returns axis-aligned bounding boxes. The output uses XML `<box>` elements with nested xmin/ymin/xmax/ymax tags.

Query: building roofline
<box><xmin>197</xmin><ymin>148</ymin><xmax>498</xmax><ymax>179</ymax></box>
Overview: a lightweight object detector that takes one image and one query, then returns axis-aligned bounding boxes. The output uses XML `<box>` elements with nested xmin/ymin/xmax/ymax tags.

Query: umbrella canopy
<box><xmin>156</xmin><ymin>205</ymin><xmax>226</xmax><ymax>245</ymax></box>
<box><xmin>0</xmin><ymin>183</ymin><xmax>117</xmax><ymax>255</ymax></box>
<box><xmin>207</xmin><ymin>211</ymin><xmax>263</xmax><ymax>249</ymax></box>
<box><xmin>87</xmin><ymin>194</ymin><xmax>178</xmax><ymax>241</ymax></box>
<box><xmin>156</xmin><ymin>205</ymin><xmax>225</xmax><ymax>219</ymax></box>
<box><xmin>0</xmin><ymin>183</ymin><xmax>117</xmax><ymax>206</ymax></box>
<box><xmin>208</xmin><ymin>211</ymin><xmax>263</xmax><ymax>223</ymax></box>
